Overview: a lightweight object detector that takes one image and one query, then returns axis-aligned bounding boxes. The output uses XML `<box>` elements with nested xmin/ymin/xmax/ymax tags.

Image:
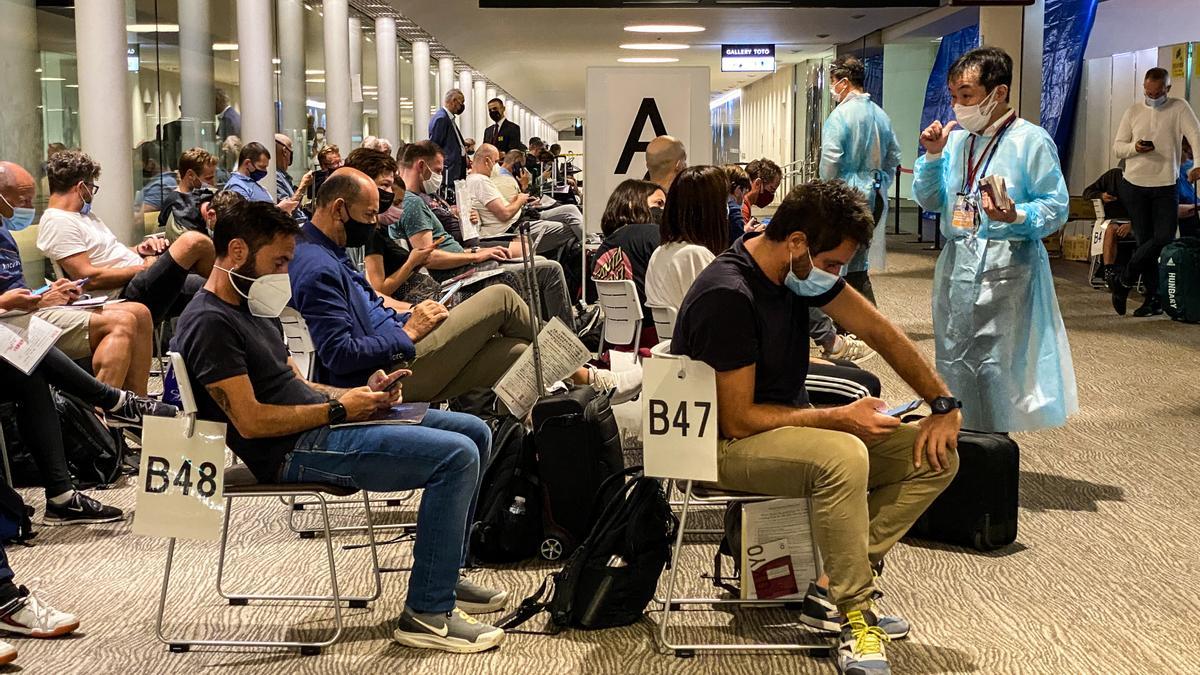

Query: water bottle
<box><xmin>508</xmin><ymin>496</ymin><xmax>526</xmax><ymax>516</ymax></box>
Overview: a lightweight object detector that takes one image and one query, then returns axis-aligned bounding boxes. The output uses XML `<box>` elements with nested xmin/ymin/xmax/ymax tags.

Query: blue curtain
<box><xmin>864</xmin><ymin>53</ymin><xmax>884</xmax><ymax>106</ymax></box>
<box><xmin>1041</xmin><ymin>0</ymin><xmax>1099</xmax><ymax>169</ymax></box>
<box><xmin>918</xmin><ymin>24</ymin><xmax>980</xmax><ymax>157</ymax></box>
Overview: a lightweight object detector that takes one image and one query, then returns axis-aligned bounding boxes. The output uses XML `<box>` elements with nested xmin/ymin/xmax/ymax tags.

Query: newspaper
<box><xmin>493</xmin><ymin>317</ymin><xmax>590</xmax><ymax>418</ymax></box>
<box><xmin>0</xmin><ymin>314</ymin><xmax>63</xmax><ymax>375</ymax></box>
<box><xmin>454</xmin><ymin>179</ymin><xmax>480</xmax><ymax>241</ymax></box>
<box><xmin>739</xmin><ymin>498</ymin><xmax>821</xmax><ymax>600</ymax></box>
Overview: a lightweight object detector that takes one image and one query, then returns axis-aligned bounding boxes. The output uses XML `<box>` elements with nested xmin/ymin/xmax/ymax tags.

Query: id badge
<box><xmin>952</xmin><ymin>193</ymin><xmax>978</xmax><ymax>230</ymax></box>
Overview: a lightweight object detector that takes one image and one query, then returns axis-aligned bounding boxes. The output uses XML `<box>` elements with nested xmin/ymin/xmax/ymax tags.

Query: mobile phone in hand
<box><xmin>883</xmin><ymin>399</ymin><xmax>922</xmax><ymax>418</ymax></box>
<box><xmin>384</xmin><ymin>370</ymin><xmax>411</xmax><ymax>393</ymax></box>
<box><xmin>438</xmin><ymin>281</ymin><xmax>464</xmax><ymax>305</ymax></box>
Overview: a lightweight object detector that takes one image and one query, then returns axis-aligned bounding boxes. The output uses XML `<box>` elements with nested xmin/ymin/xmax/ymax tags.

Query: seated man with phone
<box><xmin>671</xmin><ymin>181</ymin><xmax>960</xmax><ymax>675</ymax></box>
<box><xmin>173</xmin><ymin>198</ymin><xmax>509</xmax><ymax>654</ymax></box>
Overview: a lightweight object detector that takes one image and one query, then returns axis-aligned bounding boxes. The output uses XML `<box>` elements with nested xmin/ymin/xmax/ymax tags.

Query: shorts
<box><xmin>120</xmin><ymin>249</ymin><xmax>204</xmax><ymax>321</ymax></box>
<box><xmin>36</xmin><ymin>307</ymin><xmax>92</xmax><ymax>360</ymax></box>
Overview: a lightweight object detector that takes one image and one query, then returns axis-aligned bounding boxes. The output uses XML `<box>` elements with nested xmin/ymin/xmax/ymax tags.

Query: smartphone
<box><xmin>30</xmin><ymin>283</ymin><xmax>50</xmax><ymax>296</ymax></box>
<box><xmin>384</xmin><ymin>370</ymin><xmax>411</xmax><ymax>393</ymax></box>
<box><xmin>883</xmin><ymin>399</ymin><xmax>922</xmax><ymax>418</ymax></box>
<box><xmin>1138</xmin><ymin>139</ymin><xmax>1155</xmax><ymax>150</ymax></box>
<box><xmin>438</xmin><ymin>281</ymin><xmax>464</xmax><ymax>305</ymax></box>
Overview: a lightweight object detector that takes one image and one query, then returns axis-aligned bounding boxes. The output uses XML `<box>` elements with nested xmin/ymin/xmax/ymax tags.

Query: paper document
<box><xmin>441</xmin><ymin>266</ymin><xmax>508</xmax><ymax>289</ymax></box>
<box><xmin>493</xmin><ymin>317</ymin><xmax>591</xmax><ymax>418</ymax></box>
<box><xmin>739</xmin><ymin>498</ymin><xmax>821</xmax><ymax>600</ymax></box>
<box><xmin>332</xmin><ymin>402</ymin><xmax>430</xmax><ymax>428</ymax></box>
<box><xmin>454</xmin><ymin>180</ymin><xmax>480</xmax><ymax>241</ymax></box>
<box><xmin>0</xmin><ymin>314</ymin><xmax>63</xmax><ymax>375</ymax></box>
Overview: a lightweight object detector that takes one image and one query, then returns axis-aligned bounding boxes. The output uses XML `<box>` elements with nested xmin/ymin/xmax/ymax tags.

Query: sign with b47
<box><xmin>133</xmin><ymin>416</ymin><xmax>227</xmax><ymax>541</ymax></box>
<box><xmin>641</xmin><ymin>356</ymin><xmax>719</xmax><ymax>482</ymax></box>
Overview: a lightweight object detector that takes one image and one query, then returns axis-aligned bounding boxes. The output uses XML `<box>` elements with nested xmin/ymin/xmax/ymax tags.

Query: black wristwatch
<box><xmin>929</xmin><ymin>396</ymin><xmax>963</xmax><ymax>415</ymax></box>
<box><xmin>327</xmin><ymin>400</ymin><xmax>347</xmax><ymax>425</ymax></box>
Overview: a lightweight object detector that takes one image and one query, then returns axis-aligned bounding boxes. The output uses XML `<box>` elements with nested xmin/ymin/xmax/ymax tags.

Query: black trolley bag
<box><xmin>1160</xmin><ymin>236</ymin><xmax>1200</xmax><ymax>323</ymax></box>
<box><xmin>907</xmin><ymin>428</ymin><xmax>1020</xmax><ymax>552</ymax></box>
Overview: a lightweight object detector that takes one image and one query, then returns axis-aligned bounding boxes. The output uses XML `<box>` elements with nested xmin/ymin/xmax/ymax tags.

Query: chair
<box><xmin>278</xmin><ymin>307</ymin><xmax>317</xmax><ymax>380</ymax></box>
<box><xmin>645</xmin><ymin>343</ymin><xmax>830</xmax><ymax>657</ymax></box>
<box><xmin>155</xmin><ymin>352</ymin><xmax>382</xmax><ymax>656</ymax></box>
<box><xmin>592</xmin><ymin>279</ymin><xmax>643</xmax><ymax>359</ymax></box>
<box><xmin>647</xmin><ymin>304</ymin><xmax>677</xmax><ymax>343</ymax></box>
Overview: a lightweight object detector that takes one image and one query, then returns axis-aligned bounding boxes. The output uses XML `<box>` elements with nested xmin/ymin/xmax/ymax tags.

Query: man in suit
<box><xmin>428</xmin><ymin>89</ymin><xmax>468</xmax><ymax>187</ymax></box>
<box><xmin>214</xmin><ymin>89</ymin><xmax>241</xmax><ymax>143</ymax></box>
<box><xmin>484</xmin><ymin>98</ymin><xmax>522</xmax><ymax>154</ymax></box>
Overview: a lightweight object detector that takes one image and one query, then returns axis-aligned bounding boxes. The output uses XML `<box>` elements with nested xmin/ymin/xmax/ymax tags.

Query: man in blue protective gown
<box><xmin>820</xmin><ymin>55</ymin><xmax>902</xmax><ymax>304</ymax></box>
<box><xmin>913</xmin><ymin>46</ymin><xmax>1077</xmax><ymax>434</ymax></box>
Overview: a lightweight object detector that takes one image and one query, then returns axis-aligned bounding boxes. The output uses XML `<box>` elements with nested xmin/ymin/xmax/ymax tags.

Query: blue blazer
<box><xmin>428</xmin><ymin>107</ymin><xmax>466</xmax><ymax>182</ymax></box>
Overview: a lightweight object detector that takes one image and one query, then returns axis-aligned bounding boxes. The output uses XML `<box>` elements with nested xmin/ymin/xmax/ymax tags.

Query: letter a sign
<box><xmin>614</xmin><ymin>98</ymin><xmax>669</xmax><ymax>174</ymax></box>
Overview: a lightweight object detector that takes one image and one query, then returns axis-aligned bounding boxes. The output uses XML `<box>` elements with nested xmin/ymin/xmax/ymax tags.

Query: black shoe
<box><xmin>104</xmin><ymin>392</ymin><xmax>179</xmax><ymax>429</ymax></box>
<box><xmin>1106</xmin><ymin>268</ymin><xmax>1130</xmax><ymax>316</ymax></box>
<box><xmin>1132</xmin><ymin>296</ymin><xmax>1163</xmax><ymax>317</ymax></box>
<box><xmin>43</xmin><ymin>492</ymin><xmax>124</xmax><ymax>526</ymax></box>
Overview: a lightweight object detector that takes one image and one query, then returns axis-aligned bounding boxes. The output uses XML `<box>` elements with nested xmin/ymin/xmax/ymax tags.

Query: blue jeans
<box><xmin>279</xmin><ymin>409</ymin><xmax>491</xmax><ymax>614</ymax></box>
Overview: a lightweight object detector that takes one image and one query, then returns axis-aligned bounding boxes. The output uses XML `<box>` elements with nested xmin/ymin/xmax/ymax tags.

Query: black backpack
<box><xmin>469</xmin><ymin>416</ymin><xmax>544</xmax><ymax>564</ymax></box>
<box><xmin>532</xmin><ymin>385</ymin><xmax>625</xmax><ymax>560</ymax></box>
<box><xmin>499</xmin><ymin>467</ymin><xmax>677</xmax><ymax>632</ymax></box>
<box><xmin>0</xmin><ymin>480</ymin><xmax>35</xmax><ymax>546</ymax></box>
<box><xmin>53</xmin><ymin>390</ymin><xmax>127</xmax><ymax>489</ymax></box>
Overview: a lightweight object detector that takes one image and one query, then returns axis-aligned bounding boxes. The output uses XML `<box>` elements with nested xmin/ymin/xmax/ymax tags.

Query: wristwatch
<box><xmin>327</xmin><ymin>400</ymin><xmax>347</xmax><ymax>425</ymax></box>
<box><xmin>929</xmin><ymin>396</ymin><xmax>963</xmax><ymax>415</ymax></box>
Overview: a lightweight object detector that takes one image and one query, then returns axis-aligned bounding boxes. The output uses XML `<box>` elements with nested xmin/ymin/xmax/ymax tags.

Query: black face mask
<box><xmin>377</xmin><ymin>188</ymin><xmax>395</xmax><ymax>214</ymax></box>
<box><xmin>342</xmin><ymin>205</ymin><xmax>375</xmax><ymax>248</ymax></box>
<box><xmin>489</xmin><ymin>109</ymin><xmax>502</xmax><ymax>123</ymax></box>
<box><xmin>649</xmin><ymin>206</ymin><xmax>664</xmax><ymax>225</ymax></box>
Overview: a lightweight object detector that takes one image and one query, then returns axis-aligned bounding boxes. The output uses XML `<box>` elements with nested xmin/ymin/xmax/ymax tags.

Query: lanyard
<box><xmin>961</xmin><ymin>113</ymin><xmax>1017</xmax><ymax>193</ymax></box>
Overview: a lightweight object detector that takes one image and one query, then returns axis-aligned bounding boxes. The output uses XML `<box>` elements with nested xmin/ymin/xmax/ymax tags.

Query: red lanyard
<box><xmin>961</xmin><ymin>113</ymin><xmax>1017</xmax><ymax>193</ymax></box>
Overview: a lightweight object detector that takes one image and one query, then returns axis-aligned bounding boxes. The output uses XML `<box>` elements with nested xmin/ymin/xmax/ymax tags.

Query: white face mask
<box><xmin>953</xmin><ymin>87</ymin><xmax>1000</xmax><ymax>134</ymax></box>
<box><xmin>1145</xmin><ymin>94</ymin><xmax>1168</xmax><ymax>109</ymax></box>
<box><xmin>422</xmin><ymin>166</ymin><xmax>443</xmax><ymax>194</ymax></box>
<box><xmin>784</xmin><ymin>247</ymin><xmax>840</xmax><ymax>297</ymax></box>
<box><xmin>216</xmin><ymin>264</ymin><xmax>292</xmax><ymax>318</ymax></box>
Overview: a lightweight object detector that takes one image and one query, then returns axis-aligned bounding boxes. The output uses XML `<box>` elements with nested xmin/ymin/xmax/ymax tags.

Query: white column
<box><xmin>0</xmin><ymin>0</ymin><xmax>43</xmax><ymax>176</ymax></box>
<box><xmin>513</xmin><ymin>105</ymin><xmax>523</xmax><ymax>138</ymax></box>
<box><xmin>238</xmin><ymin>0</ymin><xmax>276</xmax><ymax>191</ymax></box>
<box><xmin>75</xmin><ymin>0</ymin><xmax>134</xmax><ymax>242</ymax></box>
<box><xmin>437</xmin><ymin>57</ymin><xmax>455</xmax><ymax>108</ymax></box>
<box><xmin>375</xmin><ymin>16</ymin><xmax>399</xmax><ymax>147</ymax></box>
<box><xmin>323</xmin><ymin>0</ymin><xmax>352</xmax><ymax>152</ymax></box>
<box><xmin>178</xmin><ymin>0</ymin><xmax>213</xmax><ymax>150</ymax></box>
<box><xmin>348</xmin><ymin>16</ymin><xmax>363</xmax><ymax>143</ymax></box>
<box><xmin>473</xmin><ymin>80</ymin><xmax>487</xmax><ymax>143</ymax></box>
<box><xmin>979</xmin><ymin>6</ymin><xmax>1026</xmax><ymax>115</ymax></box>
<box><xmin>277</xmin><ymin>0</ymin><xmax>306</xmax><ymax>142</ymax></box>
<box><xmin>458</xmin><ymin>70</ymin><xmax>473</xmax><ymax>141</ymax></box>
<box><xmin>412</xmin><ymin>41</ymin><xmax>431</xmax><ymax>140</ymax></box>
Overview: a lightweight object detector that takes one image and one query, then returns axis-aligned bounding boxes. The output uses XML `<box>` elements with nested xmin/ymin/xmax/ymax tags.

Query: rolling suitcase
<box><xmin>907</xmin><ymin>430</ymin><xmax>1019</xmax><ymax>552</ymax></box>
<box><xmin>1160</xmin><ymin>237</ymin><xmax>1200</xmax><ymax>323</ymax></box>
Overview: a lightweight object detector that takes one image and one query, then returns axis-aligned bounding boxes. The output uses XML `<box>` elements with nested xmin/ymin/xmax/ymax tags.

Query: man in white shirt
<box><xmin>464</xmin><ymin>144</ymin><xmax>581</xmax><ymax>254</ymax></box>
<box><xmin>37</xmin><ymin>150</ymin><xmax>215</xmax><ymax>322</ymax></box>
<box><xmin>1111</xmin><ymin>67</ymin><xmax>1200</xmax><ymax>317</ymax></box>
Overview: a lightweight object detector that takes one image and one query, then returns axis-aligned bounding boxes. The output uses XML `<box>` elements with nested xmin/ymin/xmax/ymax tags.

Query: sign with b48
<box><xmin>133</xmin><ymin>416</ymin><xmax>227</xmax><ymax>541</ymax></box>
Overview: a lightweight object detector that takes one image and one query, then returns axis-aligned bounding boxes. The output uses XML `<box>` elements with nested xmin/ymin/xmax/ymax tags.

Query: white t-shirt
<box><xmin>465</xmin><ymin>172</ymin><xmax>517</xmax><ymax>237</ymax></box>
<box><xmin>645</xmin><ymin>242</ymin><xmax>717</xmax><ymax>311</ymax></box>
<box><xmin>36</xmin><ymin>208</ymin><xmax>143</xmax><ymax>269</ymax></box>
<box><xmin>1114</xmin><ymin>97</ymin><xmax>1200</xmax><ymax>188</ymax></box>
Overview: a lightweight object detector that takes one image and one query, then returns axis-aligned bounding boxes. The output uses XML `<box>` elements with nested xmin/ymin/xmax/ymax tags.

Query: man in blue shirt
<box><xmin>223</xmin><ymin>142</ymin><xmax>274</xmax><ymax>204</ymax></box>
<box><xmin>1179</xmin><ymin>140</ymin><xmax>1198</xmax><ymax>238</ymax></box>
<box><xmin>288</xmin><ymin>168</ymin><xmax>535</xmax><ymax>401</ymax></box>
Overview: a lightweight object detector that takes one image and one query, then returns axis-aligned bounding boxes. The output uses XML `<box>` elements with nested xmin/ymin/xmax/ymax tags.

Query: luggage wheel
<box><xmin>539</xmin><ymin>537</ymin><xmax>564</xmax><ymax>561</ymax></box>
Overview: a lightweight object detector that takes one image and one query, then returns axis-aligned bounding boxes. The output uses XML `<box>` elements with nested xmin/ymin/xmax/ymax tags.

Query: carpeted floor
<box><xmin>7</xmin><ymin>233</ymin><xmax>1200</xmax><ymax>674</ymax></box>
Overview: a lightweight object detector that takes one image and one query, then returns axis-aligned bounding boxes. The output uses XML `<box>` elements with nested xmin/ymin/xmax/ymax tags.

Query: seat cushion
<box><xmin>222</xmin><ymin>465</ymin><xmax>359</xmax><ymax>497</ymax></box>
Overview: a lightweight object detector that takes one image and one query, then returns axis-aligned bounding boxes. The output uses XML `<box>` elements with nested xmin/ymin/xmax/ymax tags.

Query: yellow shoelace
<box><xmin>845</xmin><ymin>609</ymin><xmax>890</xmax><ymax>656</ymax></box>
<box><xmin>453</xmin><ymin>608</ymin><xmax>480</xmax><ymax>625</ymax></box>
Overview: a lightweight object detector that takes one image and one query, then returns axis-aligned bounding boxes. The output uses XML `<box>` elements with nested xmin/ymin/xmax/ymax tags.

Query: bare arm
<box><xmin>205</xmin><ymin>374</ymin><xmax>330</xmax><ymax>439</ymax></box>
<box><xmin>287</xmin><ymin>358</ymin><xmax>349</xmax><ymax>399</ymax></box>
<box><xmin>58</xmin><ymin>251</ymin><xmax>144</xmax><ymax>291</ymax></box>
<box><xmin>364</xmin><ymin>253</ymin><xmax>415</xmax><ymax>297</ymax></box>
<box><xmin>484</xmin><ymin>195</ymin><xmax>526</xmax><ymax>223</ymax></box>
<box><xmin>410</xmin><ymin>228</ymin><xmax>504</xmax><ymax>270</ymax></box>
<box><xmin>715</xmin><ymin>363</ymin><xmax>840</xmax><ymax>439</ymax></box>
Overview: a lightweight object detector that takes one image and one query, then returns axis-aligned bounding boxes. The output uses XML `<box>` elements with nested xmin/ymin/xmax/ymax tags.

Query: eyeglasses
<box><xmin>83</xmin><ymin>182</ymin><xmax>100</xmax><ymax>196</ymax></box>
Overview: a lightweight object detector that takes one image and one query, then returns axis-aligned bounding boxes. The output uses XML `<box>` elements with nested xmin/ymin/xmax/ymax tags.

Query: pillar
<box><xmin>237</xmin><ymin>0</ymin><xmax>276</xmax><ymax>190</ymax></box>
<box><xmin>277</xmin><ymin>0</ymin><xmax>306</xmax><ymax>142</ymax></box>
<box><xmin>0</xmin><ymin>0</ymin><xmax>43</xmax><ymax>177</ymax></box>
<box><xmin>178</xmin><ymin>0</ymin><xmax>213</xmax><ymax>150</ymax></box>
<box><xmin>979</xmin><ymin>3</ymin><xmax>1045</xmax><ymax>121</ymax></box>
<box><xmin>375</xmin><ymin>16</ymin><xmax>399</xmax><ymax>147</ymax></box>
<box><xmin>413</xmin><ymin>41</ymin><xmax>431</xmax><ymax>140</ymax></box>
<box><xmin>458</xmin><ymin>70</ymin><xmax>473</xmax><ymax>141</ymax></box>
<box><xmin>473</xmin><ymin>79</ymin><xmax>487</xmax><ymax>144</ymax></box>
<box><xmin>323</xmin><ymin>0</ymin><xmax>352</xmax><ymax>152</ymax></box>
<box><xmin>438</xmin><ymin>57</ymin><xmax>455</xmax><ymax>109</ymax></box>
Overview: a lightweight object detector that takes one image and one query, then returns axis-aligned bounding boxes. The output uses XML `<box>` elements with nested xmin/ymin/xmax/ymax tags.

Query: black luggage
<box><xmin>1160</xmin><ymin>237</ymin><xmax>1200</xmax><ymax>323</ymax></box>
<box><xmin>470</xmin><ymin>415</ymin><xmax>544</xmax><ymax>564</ymax></box>
<box><xmin>532</xmin><ymin>385</ymin><xmax>624</xmax><ymax>560</ymax></box>
<box><xmin>907</xmin><ymin>430</ymin><xmax>1019</xmax><ymax>551</ymax></box>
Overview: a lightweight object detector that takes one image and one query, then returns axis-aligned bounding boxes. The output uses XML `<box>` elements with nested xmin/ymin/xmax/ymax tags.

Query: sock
<box><xmin>105</xmin><ymin>390</ymin><xmax>127</xmax><ymax>413</ymax></box>
<box><xmin>48</xmin><ymin>490</ymin><xmax>75</xmax><ymax>506</ymax></box>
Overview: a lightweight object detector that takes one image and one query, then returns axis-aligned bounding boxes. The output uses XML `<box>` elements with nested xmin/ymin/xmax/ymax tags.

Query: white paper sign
<box><xmin>740</xmin><ymin>498</ymin><xmax>821</xmax><ymax>600</ymax></box>
<box><xmin>454</xmin><ymin>179</ymin><xmax>479</xmax><ymax>241</ymax></box>
<box><xmin>133</xmin><ymin>416</ymin><xmax>227</xmax><ymax>541</ymax></box>
<box><xmin>641</xmin><ymin>356</ymin><xmax>718</xmax><ymax>482</ymax></box>
<box><xmin>1091</xmin><ymin>219</ymin><xmax>1110</xmax><ymax>257</ymax></box>
<box><xmin>0</xmin><ymin>315</ymin><xmax>63</xmax><ymax>375</ymax></box>
<box><xmin>493</xmin><ymin>317</ymin><xmax>591</xmax><ymax>418</ymax></box>
<box><xmin>351</xmin><ymin>73</ymin><xmax>363</xmax><ymax>104</ymax></box>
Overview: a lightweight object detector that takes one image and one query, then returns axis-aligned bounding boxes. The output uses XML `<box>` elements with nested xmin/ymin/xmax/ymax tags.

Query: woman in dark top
<box><xmin>593</xmin><ymin>179</ymin><xmax>665</xmax><ymax>324</ymax></box>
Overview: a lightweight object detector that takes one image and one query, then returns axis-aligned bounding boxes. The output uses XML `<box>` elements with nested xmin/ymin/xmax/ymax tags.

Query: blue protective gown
<box><xmin>820</xmin><ymin>92</ymin><xmax>902</xmax><ymax>271</ymax></box>
<box><xmin>912</xmin><ymin>114</ymin><xmax>1078</xmax><ymax>433</ymax></box>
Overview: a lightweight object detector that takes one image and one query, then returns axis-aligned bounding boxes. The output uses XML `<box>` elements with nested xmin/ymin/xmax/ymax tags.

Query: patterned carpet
<box><xmin>6</xmin><ymin>232</ymin><xmax>1199</xmax><ymax>674</ymax></box>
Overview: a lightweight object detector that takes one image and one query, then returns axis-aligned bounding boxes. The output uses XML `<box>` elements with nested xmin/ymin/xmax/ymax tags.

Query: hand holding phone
<box><xmin>882</xmin><ymin>399</ymin><xmax>922</xmax><ymax>418</ymax></box>
<box><xmin>368</xmin><ymin>368</ymin><xmax>411</xmax><ymax>394</ymax></box>
<box><xmin>438</xmin><ymin>281</ymin><xmax>464</xmax><ymax>305</ymax></box>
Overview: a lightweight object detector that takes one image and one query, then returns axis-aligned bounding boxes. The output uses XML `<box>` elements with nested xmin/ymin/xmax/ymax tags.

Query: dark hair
<box><xmin>488</xmin><ymin>97</ymin><xmax>503</xmax><ymax>106</ymax></box>
<box><xmin>317</xmin><ymin>144</ymin><xmax>341</xmax><ymax>169</ymax></box>
<box><xmin>238</xmin><ymin>141</ymin><xmax>270</xmax><ymax>166</ymax></box>
<box><xmin>528</xmin><ymin>137</ymin><xmax>544</xmax><ymax>148</ymax></box>
<box><xmin>315</xmin><ymin>172</ymin><xmax>364</xmax><ymax>209</ymax></box>
<box><xmin>600</xmin><ymin>179</ymin><xmax>660</xmax><ymax>237</ymax></box>
<box><xmin>661</xmin><ymin>166</ymin><xmax>729</xmax><ymax>256</ymax></box>
<box><xmin>745</xmin><ymin>158</ymin><xmax>782</xmax><ymax>184</ymax></box>
<box><xmin>723</xmin><ymin>164</ymin><xmax>750</xmax><ymax>193</ymax></box>
<box><xmin>344</xmin><ymin>147</ymin><xmax>398</xmax><ymax>181</ymax></box>
<box><xmin>212</xmin><ymin>199</ymin><xmax>301</xmax><ymax>257</ymax></box>
<box><xmin>550</xmin><ymin>143</ymin><xmax>562</xmax><ymax>154</ymax></box>
<box><xmin>401</xmin><ymin>140</ymin><xmax>443</xmax><ymax>169</ymax></box>
<box><xmin>948</xmin><ymin>47</ymin><xmax>1013</xmax><ymax>99</ymax></box>
<box><xmin>765</xmin><ymin>180</ymin><xmax>874</xmax><ymax>254</ymax></box>
<box><xmin>830</xmin><ymin>55</ymin><xmax>865</xmax><ymax>87</ymax></box>
<box><xmin>207</xmin><ymin>189</ymin><xmax>244</xmax><ymax>218</ymax></box>
<box><xmin>47</xmin><ymin>149</ymin><xmax>100</xmax><ymax>194</ymax></box>
<box><xmin>1145</xmin><ymin>67</ymin><xmax>1169</xmax><ymax>83</ymax></box>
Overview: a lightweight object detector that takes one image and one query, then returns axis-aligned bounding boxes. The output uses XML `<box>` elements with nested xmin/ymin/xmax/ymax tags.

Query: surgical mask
<box><xmin>1145</xmin><ymin>94</ymin><xmax>1168</xmax><ymax>109</ymax></box>
<box><xmin>342</xmin><ymin>204</ymin><xmax>375</xmax><ymax>248</ymax></box>
<box><xmin>489</xmin><ymin>109</ymin><xmax>502</xmax><ymax>123</ymax></box>
<box><xmin>79</xmin><ymin>183</ymin><xmax>96</xmax><ymax>216</ymax></box>
<box><xmin>755</xmin><ymin>189</ymin><xmax>775</xmax><ymax>208</ymax></box>
<box><xmin>217</xmin><ymin>264</ymin><xmax>292</xmax><ymax>318</ymax></box>
<box><xmin>0</xmin><ymin>195</ymin><xmax>34</xmax><ymax>232</ymax></box>
<box><xmin>831</xmin><ymin>79</ymin><xmax>849</xmax><ymax>104</ymax></box>
<box><xmin>784</xmin><ymin>248</ymin><xmax>840</xmax><ymax>298</ymax></box>
<box><xmin>649</xmin><ymin>206</ymin><xmax>664</xmax><ymax>224</ymax></box>
<box><xmin>249</xmin><ymin>168</ymin><xmax>268</xmax><ymax>182</ymax></box>
<box><xmin>377</xmin><ymin>188</ymin><xmax>395</xmax><ymax>214</ymax></box>
<box><xmin>953</xmin><ymin>87</ymin><xmax>1000</xmax><ymax>135</ymax></box>
<box><xmin>422</xmin><ymin>167</ymin><xmax>443</xmax><ymax>194</ymax></box>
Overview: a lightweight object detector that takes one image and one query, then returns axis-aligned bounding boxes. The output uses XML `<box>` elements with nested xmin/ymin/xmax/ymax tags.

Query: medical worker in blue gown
<box><xmin>820</xmin><ymin>54</ymin><xmax>902</xmax><ymax>304</ymax></box>
<box><xmin>913</xmin><ymin>46</ymin><xmax>1077</xmax><ymax>434</ymax></box>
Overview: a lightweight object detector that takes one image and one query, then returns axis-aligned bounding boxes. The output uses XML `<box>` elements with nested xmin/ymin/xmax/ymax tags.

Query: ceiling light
<box><xmin>65</xmin><ymin>84</ymin><xmax>78</xmax><ymax>88</ymax></box>
<box><xmin>618</xmin><ymin>57</ymin><xmax>679</xmax><ymax>64</ymax></box>
<box><xmin>625</xmin><ymin>24</ymin><xmax>704</xmax><ymax>34</ymax></box>
<box><xmin>620</xmin><ymin>43</ymin><xmax>689</xmax><ymax>51</ymax></box>
<box><xmin>40</xmin><ymin>77</ymin><xmax>66</xmax><ymax>82</ymax></box>
<box><xmin>272</xmin><ymin>58</ymin><xmax>281</xmax><ymax>64</ymax></box>
<box><xmin>305</xmin><ymin>69</ymin><xmax>324</xmax><ymax>75</ymax></box>
<box><xmin>213</xmin><ymin>43</ymin><xmax>238</xmax><ymax>51</ymax></box>
<box><xmin>127</xmin><ymin>23</ymin><xmax>178</xmax><ymax>32</ymax></box>
<box><xmin>306</xmin><ymin>78</ymin><xmax>325</xmax><ymax>83</ymax></box>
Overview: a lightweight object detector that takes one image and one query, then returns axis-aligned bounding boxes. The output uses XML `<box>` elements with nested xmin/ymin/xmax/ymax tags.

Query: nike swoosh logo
<box><xmin>410</xmin><ymin>616</ymin><xmax>448</xmax><ymax>638</ymax></box>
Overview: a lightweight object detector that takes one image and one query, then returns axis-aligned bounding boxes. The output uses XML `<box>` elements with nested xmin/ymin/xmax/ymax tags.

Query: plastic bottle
<box><xmin>509</xmin><ymin>496</ymin><xmax>526</xmax><ymax>516</ymax></box>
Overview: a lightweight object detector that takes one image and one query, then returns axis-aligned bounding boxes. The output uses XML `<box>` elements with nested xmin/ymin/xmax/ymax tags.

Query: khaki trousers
<box><xmin>716</xmin><ymin>423</ymin><xmax>957</xmax><ymax>614</ymax></box>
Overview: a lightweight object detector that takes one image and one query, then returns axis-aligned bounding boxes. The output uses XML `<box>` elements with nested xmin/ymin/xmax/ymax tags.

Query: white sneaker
<box><xmin>824</xmin><ymin>334</ymin><xmax>876</xmax><ymax>364</ymax></box>
<box><xmin>0</xmin><ymin>586</ymin><xmax>79</xmax><ymax>638</ymax></box>
<box><xmin>589</xmin><ymin>364</ymin><xmax>643</xmax><ymax>404</ymax></box>
<box><xmin>0</xmin><ymin>639</ymin><xmax>14</xmax><ymax>665</ymax></box>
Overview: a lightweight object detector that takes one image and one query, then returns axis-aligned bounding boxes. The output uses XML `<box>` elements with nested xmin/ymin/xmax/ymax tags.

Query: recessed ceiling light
<box><xmin>127</xmin><ymin>23</ymin><xmax>179</xmax><ymax>33</ymax></box>
<box><xmin>618</xmin><ymin>57</ymin><xmax>679</xmax><ymax>64</ymax></box>
<box><xmin>625</xmin><ymin>24</ymin><xmax>704</xmax><ymax>34</ymax></box>
<box><xmin>272</xmin><ymin>58</ymin><xmax>281</xmax><ymax>64</ymax></box>
<box><xmin>620</xmin><ymin>43</ymin><xmax>689</xmax><ymax>51</ymax></box>
<box><xmin>212</xmin><ymin>43</ymin><xmax>238</xmax><ymax>51</ymax></box>
<box><xmin>305</xmin><ymin>78</ymin><xmax>325</xmax><ymax>83</ymax></box>
<box><xmin>305</xmin><ymin>69</ymin><xmax>324</xmax><ymax>75</ymax></box>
